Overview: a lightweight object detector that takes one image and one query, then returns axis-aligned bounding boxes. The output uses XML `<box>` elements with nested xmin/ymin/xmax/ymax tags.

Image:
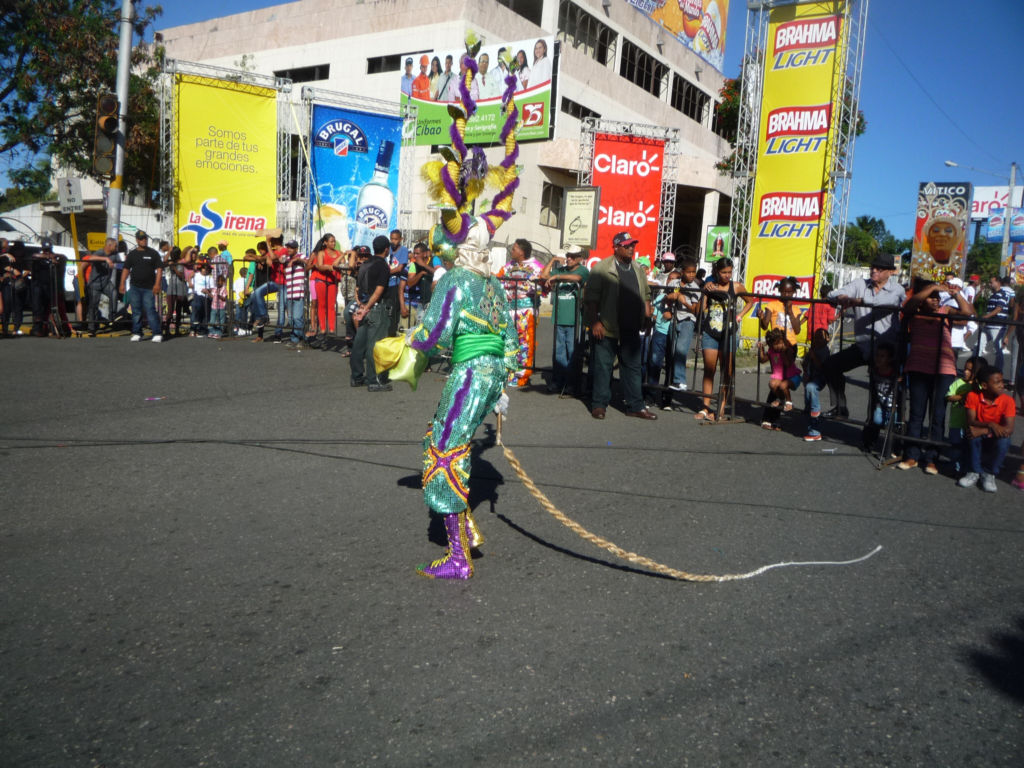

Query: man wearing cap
<box><xmin>350</xmin><ymin>235</ymin><xmax>393</xmax><ymax>391</ymax></box>
<box><xmin>584</xmin><ymin>231</ymin><xmax>656</xmax><ymax>420</ymax></box>
<box><xmin>401</xmin><ymin>57</ymin><xmax>414</xmax><ymax>97</ymax></box>
<box><xmin>822</xmin><ymin>252</ymin><xmax>905</xmax><ymax>418</ymax></box>
<box><xmin>539</xmin><ymin>246</ymin><xmax>589</xmax><ymax>393</ymax></box>
<box><xmin>29</xmin><ymin>240</ymin><xmax>70</xmax><ymax>336</ymax></box>
<box><xmin>119</xmin><ymin>230</ymin><xmax>163</xmax><ymax>342</ymax></box>
<box><xmin>412</xmin><ymin>55</ymin><xmax>432</xmax><ymax>100</ymax></box>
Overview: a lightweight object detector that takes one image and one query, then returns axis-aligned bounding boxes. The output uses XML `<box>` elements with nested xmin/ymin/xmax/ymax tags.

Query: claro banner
<box><xmin>591</xmin><ymin>132</ymin><xmax>665</xmax><ymax>262</ymax></box>
<box><xmin>173</xmin><ymin>75</ymin><xmax>278</xmax><ymax>253</ymax></box>
<box><xmin>743</xmin><ymin>2</ymin><xmax>846</xmax><ymax>341</ymax></box>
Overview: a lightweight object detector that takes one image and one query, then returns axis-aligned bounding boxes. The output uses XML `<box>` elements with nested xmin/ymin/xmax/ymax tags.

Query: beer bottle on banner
<box><xmin>355</xmin><ymin>140</ymin><xmax>395</xmax><ymax>231</ymax></box>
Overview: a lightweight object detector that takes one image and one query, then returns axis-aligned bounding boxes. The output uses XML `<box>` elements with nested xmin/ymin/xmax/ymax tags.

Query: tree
<box><xmin>965</xmin><ymin>242</ymin><xmax>1001</xmax><ymax>284</ymax></box>
<box><xmin>0</xmin><ymin>1</ymin><xmax>163</xmax><ymax>196</ymax></box>
<box><xmin>843</xmin><ymin>216</ymin><xmax>910</xmax><ymax>266</ymax></box>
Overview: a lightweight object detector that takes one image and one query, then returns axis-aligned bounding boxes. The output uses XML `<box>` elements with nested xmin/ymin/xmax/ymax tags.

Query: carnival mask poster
<box><xmin>911</xmin><ymin>181</ymin><xmax>972</xmax><ymax>281</ymax></box>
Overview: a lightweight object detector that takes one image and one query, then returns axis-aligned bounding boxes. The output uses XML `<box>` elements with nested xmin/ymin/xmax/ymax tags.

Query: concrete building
<box><xmin>159</xmin><ymin>0</ymin><xmax>733</xmax><ymax>260</ymax></box>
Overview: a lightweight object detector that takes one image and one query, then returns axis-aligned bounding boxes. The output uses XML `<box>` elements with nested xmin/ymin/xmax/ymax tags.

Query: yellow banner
<box><xmin>743</xmin><ymin>1</ymin><xmax>847</xmax><ymax>341</ymax></box>
<box><xmin>173</xmin><ymin>75</ymin><xmax>277</xmax><ymax>256</ymax></box>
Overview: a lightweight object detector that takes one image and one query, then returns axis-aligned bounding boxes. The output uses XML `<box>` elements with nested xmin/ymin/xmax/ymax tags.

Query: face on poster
<box><xmin>591</xmin><ymin>133</ymin><xmax>665</xmax><ymax>261</ymax></box>
<box><xmin>173</xmin><ymin>75</ymin><xmax>278</xmax><ymax>253</ymax></box>
<box><xmin>706</xmin><ymin>225</ymin><xmax>731</xmax><ymax>262</ymax></box>
<box><xmin>911</xmin><ymin>181</ymin><xmax>971</xmax><ymax>281</ymax></box>
<box><xmin>401</xmin><ymin>35</ymin><xmax>556</xmax><ymax>146</ymax></box>
<box><xmin>310</xmin><ymin>105</ymin><xmax>403</xmax><ymax>250</ymax></box>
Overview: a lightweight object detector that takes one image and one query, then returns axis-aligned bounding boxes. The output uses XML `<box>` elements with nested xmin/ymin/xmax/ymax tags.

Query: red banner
<box><xmin>592</xmin><ymin>132</ymin><xmax>665</xmax><ymax>261</ymax></box>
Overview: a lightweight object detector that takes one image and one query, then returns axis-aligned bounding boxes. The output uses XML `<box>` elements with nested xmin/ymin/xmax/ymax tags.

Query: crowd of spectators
<box><xmin>2</xmin><ymin>229</ymin><xmax>1022</xmax><ymax>491</ymax></box>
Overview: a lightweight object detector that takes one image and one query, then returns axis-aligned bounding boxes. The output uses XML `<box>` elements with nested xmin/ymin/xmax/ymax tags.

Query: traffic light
<box><xmin>92</xmin><ymin>93</ymin><xmax>119</xmax><ymax>177</ymax></box>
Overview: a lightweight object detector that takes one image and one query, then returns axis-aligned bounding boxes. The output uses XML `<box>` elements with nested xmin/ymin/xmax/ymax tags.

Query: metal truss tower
<box><xmin>578</xmin><ymin>117</ymin><xmax>681</xmax><ymax>258</ymax></box>
<box><xmin>727</xmin><ymin>0</ymin><xmax>869</xmax><ymax>285</ymax></box>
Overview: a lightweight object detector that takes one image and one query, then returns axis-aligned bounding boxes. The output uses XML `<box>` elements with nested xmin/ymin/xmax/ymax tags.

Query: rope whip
<box><xmin>494</xmin><ymin>414</ymin><xmax>882</xmax><ymax>582</ymax></box>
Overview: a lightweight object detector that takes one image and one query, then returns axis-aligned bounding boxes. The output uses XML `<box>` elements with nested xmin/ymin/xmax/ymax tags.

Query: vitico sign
<box><xmin>591</xmin><ymin>132</ymin><xmax>665</xmax><ymax>260</ymax></box>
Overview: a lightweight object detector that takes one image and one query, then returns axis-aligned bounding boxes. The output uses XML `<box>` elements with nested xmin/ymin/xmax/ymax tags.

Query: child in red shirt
<box><xmin>958</xmin><ymin>366</ymin><xmax>1016</xmax><ymax>493</ymax></box>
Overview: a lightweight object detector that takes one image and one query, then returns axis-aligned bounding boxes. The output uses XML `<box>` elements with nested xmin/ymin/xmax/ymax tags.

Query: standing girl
<box><xmin>311</xmin><ymin>233</ymin><xmax>343</xmax><ymax>349</ymax></box>
<box><xmin>696</xmin><ymin>257</ymin><xmax>750</xmax><ymax>421</ymax></box>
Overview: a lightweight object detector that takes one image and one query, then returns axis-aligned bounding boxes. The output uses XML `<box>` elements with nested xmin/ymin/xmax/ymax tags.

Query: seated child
<box><xmin>945</xmin><ymin>355</ymin><xmax>981</xmax><ymax>474</ymax></box>
<box><xmin>802</xmin><ymin>327</ymin><xmax>831</xmax><ymax>441</ymax></box>
<box><xmin>861</xmin><ymin>342</ymin><xmax>897</xmax><ymax>451</ymax></box>
<box><xmin>958</xmin><ymin>365</ymin><xmax>1016</xmax><ymax>493</ymax></box>
<box><xmin>758</xmin><ymin>328</ymin><xmax>800</xmax><ymax>430</ymax></box>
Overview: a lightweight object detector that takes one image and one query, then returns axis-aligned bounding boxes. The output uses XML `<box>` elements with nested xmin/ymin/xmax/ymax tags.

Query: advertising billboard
<box><xmin>970</xmin><ymin>185</ymin><xmax>1023</xmax><ymax>220</ymax></box>
<box><xmin>983</xmin><ymin>207</ymin><xmax>1024</xmax><ymax>244</ymax></box>
<box><xmin>742</xmin><ymin>2</ymin><xmax>846</xmax><ymax>340</ymax></box>
<box><xmin>591</xmin><ymin>132</ymin><xmax>665</xmax><ymax>262</ymax></box>
<box><xmin>626</xmin><ymin>0</ymin><xmax>729</xmax><ymax>72</ymax></box>
<box><xmin>401</xmin><ymin>36</ymin><xmax>556</xmax><ymax>146</ymax></box>
<box><xmin>173</xmin><ymin>75</ymin><xmax>278</xmax><ymax>253</ymax></box>
<box><xmin>309</xmin><ymin>104</ymin><xmax>404</xmax><ymax>250</ymax></box>
<box><xmin>911</xmin><ymin>181</ymin><xmax>972</xmax><ymax>281</ymax></box>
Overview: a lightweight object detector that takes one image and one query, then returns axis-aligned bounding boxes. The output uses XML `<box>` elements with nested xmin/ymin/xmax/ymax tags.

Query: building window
<box><xmin>560</xmin><ymin>97</ymin><xmax>601</xmax><ymax>121</ymax></box>
<box><xmin>557</xmin><ymin>0</ymin><xmax>616</xmax><ymax>66</ymax></box>
<box><xmin>619</xmin><ymin>39</ymin><xmax>667</xmax><ymax>98</ymax></box>
<box><xmin>540</xmin><ymin>182</ymin><xmax>563</xmax><ymax>228</ymax></box>
<box><xmin>670</xmin><ymin>74</ymin><xmax>710</xmax><ymax>125</ymax></box>
<box><xmin>273</xmin><ymin>64</ymin><xmax>330</xmax><ymax>83</ymax></box>
<box><xmin>367</xmin><ymin>55</ymin><xmax>402</xmax><ymax>74</ymax></box>
<box><xmin>496</xmin><ymin>0</ymin><xmax>543</xmax><ymax>26</ymax></box>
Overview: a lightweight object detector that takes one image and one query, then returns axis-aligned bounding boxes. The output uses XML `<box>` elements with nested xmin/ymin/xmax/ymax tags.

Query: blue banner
<box><xmin>984</xmin><ymin>207</ymin><xmax>1024</xmax><ymax>244</ymax></box>
<box><xmin>309</xmin><ymin>104</ymin><xmax>403</xmax><ymax>249</ymax></box>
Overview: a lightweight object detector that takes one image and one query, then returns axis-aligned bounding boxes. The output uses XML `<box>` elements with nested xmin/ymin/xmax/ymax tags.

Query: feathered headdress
<box><xmin>422</xmin><ymin>31</ymin><xmax>521</xmax><ymax>264</ymax></box>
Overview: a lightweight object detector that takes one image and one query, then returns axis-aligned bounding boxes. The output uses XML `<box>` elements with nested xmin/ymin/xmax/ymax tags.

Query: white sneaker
<box><xmin>151</xmin><ymin>334</ymin><xmax>163</xmax><ymax>343</ymax></box>
<box><xmin>130</xmin><ymin>334</ymin><xmax>142</xmax><ymax>342</ymax></box>
<box><xmin>980</xmin><ymin>473</ymin><xmax>997</xmax><ymax>493</ymax></box>
<box><xmin>669</xmin><ymin>382</ymin><xmax>688</xmax><ymax>391</ymax></box>
<box><xmin>957</xmin><ymin>472</ymin><xmax>980</xmax><ymax>488</ymax></box>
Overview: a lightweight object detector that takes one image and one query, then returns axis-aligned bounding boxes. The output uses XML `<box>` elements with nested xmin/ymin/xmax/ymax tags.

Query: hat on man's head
<box><xmin>420</xmin><ymin>54</ymin><xmax>429</xmax><ymax>67</ymax></box>
<box><xmin>660</xmin><ymin>251</ymin><xmax>675</xmax><ymax>261</ymax></box>
<box><xmin>870</xmin><ymin>253</ymin><xmax>895</xmax><ymax>270</ymax></box>
<box><xmin>968</xmin><ymin>274</ymin><xmax>980</xmax><ymax>282</ymax></box>
<box><xmin>40</xmin><ymin>239</ymin><xmax>53</xmax><ymax>251</ymax></box>
<box><xmin>135</xmin><ymin>230</ymin><xmax>148</xmax><ymax>239</ymax></box>
<box><xmin>405</xmin><ymin>57</ymin><xmax>413</xmax><ymax>66</ymax></box>
<box><xmin>217</xmin><ymin>239</ymin><xmax>229</xmax><ymax>247</ymax></box>
<box><xmin>285</xmin><ymin>240</ymin><xmax>299</xmax><ymax>249</ymax></box>
<box><xmin>613</xmin><ymin>231</ymin><xmax>639</xmax><ymax>247</ymax></box>
<box><xmin>355</xmin><ymin>245</ymin><xmax>371</xmax><ymax>257</ymax></box>
<box><xmin>565</xmin><ymin>244</ymin><xmax>583</xmax><ymax>257</ymax></box>
<box><xmin>947</xmin><ymin>277</ymin><xmax>964</xmax><ymax>288</ymax></box>
<box><xmin>372</xmin><ymin>234</ymin><xmax>390</xmax><ymax>255</ymax></box>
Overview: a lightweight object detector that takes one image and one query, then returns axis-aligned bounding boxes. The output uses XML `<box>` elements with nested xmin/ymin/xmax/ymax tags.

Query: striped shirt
<box><xmin>286</xmin><ymin>261</ymin><xmax>306</xmax><ymax>300</ymax></box>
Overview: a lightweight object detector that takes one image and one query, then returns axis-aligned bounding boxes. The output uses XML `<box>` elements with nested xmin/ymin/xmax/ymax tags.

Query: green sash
<box><xmin>451</xmin><ymin>333</ymin><xmax>504</xmax><ymax>364</ymax></box>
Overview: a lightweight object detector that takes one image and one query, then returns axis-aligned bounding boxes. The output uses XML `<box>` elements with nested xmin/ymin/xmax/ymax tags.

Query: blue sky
<box><xmin>151</xmin><ymin>1</ymin><xmax>1023</xmax><ymax>241</ymax></box>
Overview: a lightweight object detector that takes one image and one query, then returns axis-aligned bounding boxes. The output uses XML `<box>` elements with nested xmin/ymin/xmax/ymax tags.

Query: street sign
<box><xmin>58</xmin><ymin>177</ymin><xmax>85</xmax><ymax>214</ymax></box>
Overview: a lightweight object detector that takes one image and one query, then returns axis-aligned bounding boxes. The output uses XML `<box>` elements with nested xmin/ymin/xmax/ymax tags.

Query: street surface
<box><xmin>2</xmin><ymin>328</ymin><xmax>1022</xmax><ymax>767</ymax></box>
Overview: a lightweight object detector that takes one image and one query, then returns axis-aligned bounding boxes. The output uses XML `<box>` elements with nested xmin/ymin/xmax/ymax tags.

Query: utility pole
<box><xmin>999</xmin><ymin>162</ymin><xmax>1017</xmax><ymax>278</ymax></box>
<box><xmin>107</xmin><ymin>0</ymin><xmax>134</xmax><ymax>239</ymax></box>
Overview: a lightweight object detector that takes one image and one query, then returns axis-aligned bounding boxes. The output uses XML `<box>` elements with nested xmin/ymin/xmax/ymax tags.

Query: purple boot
<box><xmin>417</xmin><ymin>512</ymin><xmax>473</xmax><ymax>580</ymax></box>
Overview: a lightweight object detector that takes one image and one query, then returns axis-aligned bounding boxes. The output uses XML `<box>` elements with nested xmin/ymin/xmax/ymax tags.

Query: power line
<box><xmin>868</xmin><ymin>18</ymin><xmax>1003</xmax><ymax>167</ymax></box>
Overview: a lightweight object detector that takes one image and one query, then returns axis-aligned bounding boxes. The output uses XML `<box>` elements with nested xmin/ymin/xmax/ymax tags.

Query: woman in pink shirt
<box><xmin>898</xmin><ymin>278</ymin><xmax>974</xmax><ymax>473</ymax></box>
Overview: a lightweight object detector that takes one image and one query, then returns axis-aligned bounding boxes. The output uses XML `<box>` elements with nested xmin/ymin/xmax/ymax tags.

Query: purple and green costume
<box><xmin>409</xmin><ymin>267</ymin><xmax>518</xmax><ymax>519</ymax></box>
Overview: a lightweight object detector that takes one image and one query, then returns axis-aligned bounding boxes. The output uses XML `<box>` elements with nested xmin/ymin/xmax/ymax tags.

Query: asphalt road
<box><xmin>2</xmin><ymin>328</ymin><xmax>1022</xmax><ymax>767</ymax></box>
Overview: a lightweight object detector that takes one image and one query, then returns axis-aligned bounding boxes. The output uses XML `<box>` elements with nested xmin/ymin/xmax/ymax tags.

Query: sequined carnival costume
<box><xmin>373</xmin><ymin>32</ymin><xmax>523</xmax><ymax>579</ymax></box>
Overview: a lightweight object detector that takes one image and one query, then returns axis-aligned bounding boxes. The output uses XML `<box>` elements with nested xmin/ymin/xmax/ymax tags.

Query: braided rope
<box><xmin>495</xmin><ymin>416</ymin><xmax>881</xmax><ymax>582</ymax></box>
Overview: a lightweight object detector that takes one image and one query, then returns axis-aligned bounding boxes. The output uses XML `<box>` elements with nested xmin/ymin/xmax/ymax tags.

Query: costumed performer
<box><xmin>374</xmin><ymin>32</ymin><xmax>523</xmax><ymax>579</ymax></box>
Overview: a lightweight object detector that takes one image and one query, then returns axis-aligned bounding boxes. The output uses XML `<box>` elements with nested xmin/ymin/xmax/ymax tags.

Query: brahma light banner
<box><xmin>400</xmin><ymin>36</ymin><xmax>555</xmax><ymax>146</ymax></box>
<box><xmin>911</xmin><ymin>181</ymin><xmax>972</xmax><ymax>281</ymax></box>
<box><xmin>310</xmin><ymin>104</ymin><xmax>403</xmax><ymax>250</ymax></box>
<box><xmin>626</xmin><ymin>0</ymin><xmax>729</xmax><ymax>73</ymax></box>
<box><xmin>173</xmin><ymin>75</ymin><xmax>278</xmax><ymax>253</ymax></box>
<box><xmin>591</xmin><ymin>132</ymin><xmax>665</xmax><ymax>263</ymax></box>
<box><xmin>743</xmin><ymin>2</ymin><xmax>847</xmax><ymax>341</ymax></box>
